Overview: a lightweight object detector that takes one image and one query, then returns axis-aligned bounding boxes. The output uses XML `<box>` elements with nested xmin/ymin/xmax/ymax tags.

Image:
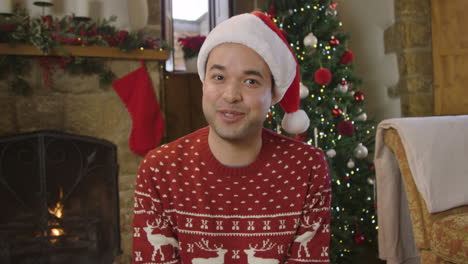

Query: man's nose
<box><xmin>222</xmin><ymin>82</ymin><xmax>242</xmax><ymax>103</ymax></box>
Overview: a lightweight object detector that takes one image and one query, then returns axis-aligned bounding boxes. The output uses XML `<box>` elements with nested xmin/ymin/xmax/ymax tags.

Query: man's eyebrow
<box><xmin>208</xmin><ymin>64</ymin><xmax>226</xmax><ymax>71</ymax></box>
<box><xmin>244</xmin><ymin>70</ymin><xmax>265</xmax><ymax>80</ymax></box>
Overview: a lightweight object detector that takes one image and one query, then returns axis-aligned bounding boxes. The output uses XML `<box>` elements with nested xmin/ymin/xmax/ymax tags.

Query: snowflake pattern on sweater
<box><xmin>133</xmin><ymin>127</ymin><xmax>331</xmax><ymax>264</ymax></box>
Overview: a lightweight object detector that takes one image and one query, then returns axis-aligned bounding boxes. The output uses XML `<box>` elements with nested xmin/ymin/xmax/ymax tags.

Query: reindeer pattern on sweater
<box><xmin>133</xmin><ymin>127</ymin><xmax>331</xmax><ymax>264</ymax></box>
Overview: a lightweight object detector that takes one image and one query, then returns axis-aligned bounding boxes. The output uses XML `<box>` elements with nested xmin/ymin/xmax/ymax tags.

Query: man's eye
<box><xmin>213</xmin><ymin>75</ymin><xmax>224</xmax><ymax>81</ymax></box>
<box><xmin>246</xmin><ymin>79</ymin><xmax>257</xmax><ymax>85</ymax></box>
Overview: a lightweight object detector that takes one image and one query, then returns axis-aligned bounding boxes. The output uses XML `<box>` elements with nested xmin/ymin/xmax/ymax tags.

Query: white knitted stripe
<box><xmin>135</xmin><ymin>190</ymin><xmax>161</xmax><ymax>203</ymax></box>
<box><xmin>178</xmin><ymin>229</ymin><xmax>295</xmax><ymax>237</ymax></box>
<box><xmin>285</xmin><ymin>259</ymin><xmax>329</xmax><ymax>263</ymax></box>
<box><xmin>311</xmin><ymin>207</ymin><xmax>331</xmax><ymax>212</ymax></box>
<box><xmin>165</xmin><ymin>209</ymin><xmax>301</xmax><ymax>219</ymax></box>
<box><xmin>140</xmin><ymin>260</ymin><xmax>179</xmax><ymax>264</ymax></box>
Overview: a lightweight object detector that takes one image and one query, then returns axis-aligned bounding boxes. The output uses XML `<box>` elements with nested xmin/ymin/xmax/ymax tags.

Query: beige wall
<box><xmin>340</xmin><ymin>0</ymin><xmax>401</xmax><ymax>121</ymax></box>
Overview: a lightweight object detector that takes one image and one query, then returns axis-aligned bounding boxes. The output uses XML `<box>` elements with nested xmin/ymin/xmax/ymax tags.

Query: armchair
<box><xmin>383</xmin><ymin>128</ymin><xmax>468</xmax><ymax>263</ymax></box>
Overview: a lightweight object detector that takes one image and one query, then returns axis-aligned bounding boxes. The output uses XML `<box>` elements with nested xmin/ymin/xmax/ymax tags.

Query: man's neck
<box><xmin>207</xmin><ymin>128</ymin><xmax>263</xmax><ymax>167</ymax></box>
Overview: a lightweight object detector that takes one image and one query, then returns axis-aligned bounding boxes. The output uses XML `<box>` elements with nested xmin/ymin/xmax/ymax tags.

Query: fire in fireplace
<box><xmin>0</xmin><ymin>131</ymin><xmax>121</xmax><ymax>264</ymax></box>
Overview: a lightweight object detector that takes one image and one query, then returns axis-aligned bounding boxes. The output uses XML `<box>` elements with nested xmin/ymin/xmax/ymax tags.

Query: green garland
<box><xmin>0</xmin><ymin>6</ymin><xmax>169</xmax><ymax>95</ymax></box>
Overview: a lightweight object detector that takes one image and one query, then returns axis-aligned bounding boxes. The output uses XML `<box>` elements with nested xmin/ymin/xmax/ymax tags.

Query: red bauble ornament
<box><xmin>369</xmin><ymin>163</ymin><xmax>375</xmax><ymax>171</ymax></box>
<box><xmin>343</xmin><ymin>175</ymin><xmax>351</xmax><ymax>182</ymax></box>
<box><xmin>329</xmin><ymin>36</ymin><xmax>340</xmax><ymax>46</ymax></box>
<box><xmin>332</xmin><ymin>108</ymin><xmax>343</xmax><ymax>117</ymax></box>
<box><xmin>314</xmin><ymin>68</ymin><xmax>332</xmax><ymax>85</ymax></box>
<box><xmin>353</xmin><ymin>232</ymin><xmax>366</xmax><ymax>245</ymax></box>
<box><xmin>340</xmin><ymin>50</ymin><xmax>355</xmax><ymax>64</ymax></box>
<box><xmin>337</xmin><ymin>120</ymin><xmax>355</xmax><ymax>137</ymax></box>
<box><xmin>354</xmin><ymin>91</ymin><xmax>365</xmax><ymax>102</ymax></box>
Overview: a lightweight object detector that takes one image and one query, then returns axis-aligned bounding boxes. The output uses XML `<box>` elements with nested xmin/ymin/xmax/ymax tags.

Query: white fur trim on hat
<box><xmin>281</xmin><ymin>110</ymin><xmax>310</xmax><ymax>134</ymax></box>
<box><xmin>197</xmin><ymin>13</ymin><xmax>296</xmax><ymax>104</ymax></box>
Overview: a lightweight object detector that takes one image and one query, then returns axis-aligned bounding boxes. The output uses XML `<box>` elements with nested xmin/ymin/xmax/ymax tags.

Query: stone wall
<box><xmin>0</xmin><ymin>58</ymin><xmax>162</xmax><ymax>263</ymax></box>
<box><xmin>384</xmin><ymin>0</ymin><xmax>434</xmax><ymax>116</ymax></box>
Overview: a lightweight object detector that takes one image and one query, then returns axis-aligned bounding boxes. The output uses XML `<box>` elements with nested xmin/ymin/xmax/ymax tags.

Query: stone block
<box><xmin>63</xmin><ymin>93</ymin><xmax>105</xmax><ymax>136</ymax></box>
<box><xmin>398</xmin><ymin>76</ymin><xmax>433</xmax><ymax>94</ymax></box>
<box><xmin>52</xmin><ymin>68</ymin><xmax>101</xmax><ymax>94</ymax></box>
<box><xmin>385</xmin><ymin>22</ymin><xmax>431</xmax><ymax>53</ymax></box>
<box><xmin>118</xmin><ymin>231</ymin><xmax>133</xmax><ymax>264</ymax></box>
<box><xmin>120</xmin><ymin>189</ymin><xmax>136</xmax><ymax>215</ymax></box>
<box><xmin>147</xmin><ymin>0</ymin><xmax>161</xmax><ymax>25</ymax></box>
<box><xmin>119</xmin><ymin>174</ymin><xmax>137</xmax><ymax>192</ymax></box>
<box><xmin>401</xmin><ymin>93</ymin><xmax>434</xmax><ymax>117</ymax></box>
<box><xmin>118</xmin><ymin>145</ymin><xmax>142</xmax><ymax>174</ymax></box>
<box><xmin>16</xmin><ymin>95</ymin><xmax>65</xmax><ymax>132</ymax></box>
<box><xmin>395</xmin><ymin>0</ymin><xmax>431</xmax><ymax>21</ymax></box>
<box><xmin>144</xmin><ymin>25</ymin><xmax>162</xmax><ymax>39</ymax></box>
<box><xmin>397</xmin><ymin>50</ymin><xmax>433</xmax><ymax>77</ymax></box>
<box><xmin>63</xmin><ymin>92</ymin><xmax>130</xmax><ymax>141</ymax></box>
<box><xmin>0</xmin><ymin>97</ymin><xmax>17</xmax><ymax>135</ymax></box>
<box><xmin>384</xmin><ymin>25</ymin><xmax>399</xmax><ymax>54</ymax></box>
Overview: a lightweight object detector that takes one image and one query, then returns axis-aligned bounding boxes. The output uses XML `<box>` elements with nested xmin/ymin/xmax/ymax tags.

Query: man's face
<box><xmin>202</xmin><ymin>43</ymin><xmax>274</xmax><ymax>142</ymax></box>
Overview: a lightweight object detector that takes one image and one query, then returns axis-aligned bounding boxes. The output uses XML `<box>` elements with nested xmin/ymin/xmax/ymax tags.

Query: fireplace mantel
<box><xmin>0</xmin><ymin>43</ymin><xmax>170</xmax><ymax>61</ymax></box>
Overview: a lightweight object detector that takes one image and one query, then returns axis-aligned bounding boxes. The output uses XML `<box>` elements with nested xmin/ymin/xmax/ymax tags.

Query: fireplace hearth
<box><xmin>0</xmin><ymin>131</ymin><xmax>121</xmax><ymax>264</ymax></box>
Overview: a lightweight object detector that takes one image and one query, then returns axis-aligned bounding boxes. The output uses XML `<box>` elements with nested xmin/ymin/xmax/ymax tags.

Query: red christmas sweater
<box><xmin>133</xmin><ymin>127</ymin><xmax>331</xmax><ymax>264</ymax></box>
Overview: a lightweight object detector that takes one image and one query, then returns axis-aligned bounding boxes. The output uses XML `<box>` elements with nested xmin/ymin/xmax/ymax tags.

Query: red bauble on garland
<box><xmin>340</xmin><ymin>50</ymin><xmax>355</xmax><ymax>64</ymax></box>
<box><xmin>331</xmin><ymin>108</ymin><xmax>343</xmax><ymax>117</ymax></box>
<box><xmin>314</xmin><ymin>68</ymin><xmax>332</xmax><ymax>85</ymax></box>
<box><xmin>354</xmin><ymin>91</ymin><xmax>365</xmax><ymax>102</ymax></box>
<box><xmin>337</xmin><ymin>120</ymin><xmax>355</xmax><ymax>137</ymax></box>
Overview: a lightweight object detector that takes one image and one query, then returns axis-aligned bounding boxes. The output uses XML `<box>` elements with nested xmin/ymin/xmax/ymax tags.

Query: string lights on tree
<box><xmin>263</xmin><ymin>1</ymin><xmax>378</xmax><ymax>262</ymax></box>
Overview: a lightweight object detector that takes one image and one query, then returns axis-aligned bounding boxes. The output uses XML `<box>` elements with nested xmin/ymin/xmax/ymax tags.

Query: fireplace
<box><xmin>0</xmin><ymin>131</ymin><xmax>121</xmax><ymax>264</ymax></box>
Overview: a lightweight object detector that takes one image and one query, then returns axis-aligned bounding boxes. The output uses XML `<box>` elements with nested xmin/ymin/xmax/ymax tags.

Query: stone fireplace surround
<box><xmin>0</xmin><ymin>59</ymin><xmax>163</xmax><ymax>263</ymax></box>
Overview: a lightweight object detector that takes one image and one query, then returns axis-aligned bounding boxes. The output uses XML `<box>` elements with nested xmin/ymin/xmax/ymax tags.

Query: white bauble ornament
<box><xmin>348</xmin><ymin>90</ymin><xmax>355</xmax><ymax>96</ymax></box>
<box><xmin>367</xmin><ymin>178</ymin><xmax>375</xmax><ymax>185</ymax></box>
<box><xmin>337</xmin><ymin>83</ymin><xmax>349</xmax><ymax>93</ymax></box>
<box><xmin>356</xmin><ymin>112</ymin><xmax>367</xmax><ymax>121</ymax></box>
<box><xmin>303</xmin><ymin>33</ymin><xmax>318</xmax><ymax>47</ymax></box>
<box><xmin>347</xmin><ymin>159</ymin><xmax>355</xmax><ymax>168</ymax></box>
<box><xmin>354</xmin><ymin>143</ymin><xmax>368</xmax><ymax>159</ymax></box>
<box><xmin>299</xmin><ymin>82</ymin><xmax>309</xmax><ymax>99</ymax></box>
<box><xmin>326</xmin><ymin>149</ymin><xmax>336</xmax><ymax>158</ymax></box>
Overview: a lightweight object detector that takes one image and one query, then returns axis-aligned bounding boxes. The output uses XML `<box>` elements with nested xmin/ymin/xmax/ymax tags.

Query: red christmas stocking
<box><xmin>112</xmin><ymin>61</ymin><xmax>165</xmax><ymax>156</ymax></box>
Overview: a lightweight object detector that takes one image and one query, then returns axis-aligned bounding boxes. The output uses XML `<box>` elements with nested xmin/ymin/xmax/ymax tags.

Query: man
<box><xmin>132</xmin><ymin>11</ymin><xmax>331</xmax><ymax>264</ymax></box>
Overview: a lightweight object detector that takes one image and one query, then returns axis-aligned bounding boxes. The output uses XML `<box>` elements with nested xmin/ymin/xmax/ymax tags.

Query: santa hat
<box><xmin>197</xmin><ymin>11</ymin><xmax>310</xmax><ymax>134</ymax></box>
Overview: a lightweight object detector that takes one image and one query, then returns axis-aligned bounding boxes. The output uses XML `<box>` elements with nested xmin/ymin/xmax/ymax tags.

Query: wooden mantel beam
<box><xmin>0</xmin><ymin>43</ymin><xmax>170</xmax><ymax>61</ymax></box>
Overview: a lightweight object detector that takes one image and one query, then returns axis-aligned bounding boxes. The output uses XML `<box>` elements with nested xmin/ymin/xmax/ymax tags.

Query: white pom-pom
<box><xmin>303</xmin><ymin>33</ymin><xmax>318</xmax><ymax>47</ymax></box>
<box><xmin>281</xmin><ymin>110</ymin><xmax>310</xmax><ymax>134</ymax></box>
<box><xmin>299</xmin><ymin>82</ymin><xmax>309</xmax><ymax>99</ymax></box>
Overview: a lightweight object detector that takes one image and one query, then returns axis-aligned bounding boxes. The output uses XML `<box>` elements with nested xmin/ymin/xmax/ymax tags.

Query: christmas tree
<box><xmin>262</xmin><ymin>1</ymin><xmax>379</xmax><ymax>263</ymax></box>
